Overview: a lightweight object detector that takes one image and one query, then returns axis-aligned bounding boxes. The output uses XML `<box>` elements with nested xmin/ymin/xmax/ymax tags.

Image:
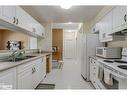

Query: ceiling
<box><xmin>21</xmin><ymin>6</ymin><xmax>104</xmax><ymax>23</ymax></box>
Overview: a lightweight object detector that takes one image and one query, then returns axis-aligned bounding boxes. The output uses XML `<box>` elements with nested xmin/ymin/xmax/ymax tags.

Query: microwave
<box><xmin>96</xmin><ymin>47</ymin><xmax>122</xmax><ymax>58</ymax></box>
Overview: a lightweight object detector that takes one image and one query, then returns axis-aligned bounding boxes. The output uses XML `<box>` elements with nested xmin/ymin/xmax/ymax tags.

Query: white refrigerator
<box><xmin>81</xmin><ymin>33</ymin><xmax>102</xmax><ymax>81</ymax></box>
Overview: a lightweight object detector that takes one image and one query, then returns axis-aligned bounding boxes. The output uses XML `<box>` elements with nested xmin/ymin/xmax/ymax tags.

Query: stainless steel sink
<box><xmin>0</xmin><ymin>55</ymin><xmax>36</xmax><ymax>62</ymax></box>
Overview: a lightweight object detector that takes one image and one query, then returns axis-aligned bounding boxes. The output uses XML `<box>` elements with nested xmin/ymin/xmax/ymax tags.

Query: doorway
<box><xmin>52</xmin><ymin>29</ymin><xmax>63</xmax><ymax>61</ymax></box>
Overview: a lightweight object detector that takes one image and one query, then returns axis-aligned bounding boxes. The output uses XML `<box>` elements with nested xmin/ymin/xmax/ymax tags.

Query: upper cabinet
<box><xmin>98</xmin><ymin>10</ymin><xmax>113</xmax><ymax>42</ymax></box>
<box><xmin>15</xmin><ymin>7</ymin><xmax>32</xmax><ymax>32</ymax></box>
<box><xmin>0</xmin><ymin>6</ymin><xmax>45</xmax><ymax>38</ymax></box>
<box><xmin>98</xmin><ymin>7</ymin><xmax>125</xmax><ymax>42</ymax></box>
<box><xmin>0</xmin><ymin>6</ymin><xmax>16</xmax><ymax>24</ymax></box>
<box><xmin>112</xmin><ymin>6</ymin><xmax>127</xmax><ymax>34</ymax></box>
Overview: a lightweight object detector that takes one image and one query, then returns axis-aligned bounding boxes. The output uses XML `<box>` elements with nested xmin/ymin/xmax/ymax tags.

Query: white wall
<box><xmin>76</xmin><ymin>25</ymin><xmax>84</xmax><ymax>65</ymax></box>
<box><xmin>37</xmin><ymin>23</ymin><xmax>52</xmax><ymax>51</ymax></box>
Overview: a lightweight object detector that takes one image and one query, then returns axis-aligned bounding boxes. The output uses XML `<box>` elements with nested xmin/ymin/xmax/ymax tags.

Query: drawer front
<box><xmin>17</xmin><ymin>58</ymin><xmax>42</xmax><ymax>74</ymax></box>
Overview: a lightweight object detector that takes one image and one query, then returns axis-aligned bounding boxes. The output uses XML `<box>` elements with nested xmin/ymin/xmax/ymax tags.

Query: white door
<box><xmin>112</xmin><ymin>6</ymin><xmax>127</xmax><ymax>29</ymax></box>
<box><xmin>0</xmin><ymin>67</ymin><xmax>16</xmax><ymax>89</ymax></box>
<box><xmin>63</xmin><ymin>31</ymin><xmax>76</xmax><ymax>59</ymax></box>
<box><xmin>1</xmin><ymin>6</ymin><xmax>16</xmax><ymax>24</ymax></box>
<box><xmin>32</xmin><ymin>59</ymin><xmax>43</xmax><ymax>88</ymax></box>
<box><xmin>17</xmin><ymin>67</ymin><xmax>33</xmax><ymax>89</ymax></box>
<box><xmin>16</xmin><ymin>7</ymin><xmax>31</xmax><ymax>31</ymax></box>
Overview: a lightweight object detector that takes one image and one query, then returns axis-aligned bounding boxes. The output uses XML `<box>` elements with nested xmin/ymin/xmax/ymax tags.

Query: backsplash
<box><xmin>108</xmin><ymin>36</ymin><xmax>127</xmax><ymax>48</ymax></box>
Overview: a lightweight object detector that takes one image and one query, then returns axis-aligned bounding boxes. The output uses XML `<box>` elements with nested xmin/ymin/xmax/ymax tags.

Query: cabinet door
<box><xmin>112</xmin><ymin>6</ymin><xmax>127</xmax><ymax>29</ymax></box>
<box><xmin>0</xmin><ymin>67</ymin><xmax>16</xmax><ymax>89</ymax></box>
<box><xmin>32</xmin><ymin>59</ymin><xmax>43</xmax><ymax>88</ymax></box>
<box><xmin>42</xmin><ymin>56</ymin><xmax>46</xmax><ymax>78</ymax></box>
<box><xmin>16</xmin><ymin>7</ymin><xmax>31</xmax><ymax>31</ymax></box>
<box><xmin>1</xmin><ymin>6</ymin><xmax>16</xmax><ymax>24</ymax></box>
<box><xmin>99</xmin><ymin>10</ymin><xmax>112</xmax><ymax>42</ymax></box>
<box><xmin>17</xmin><ymin>66</ymin><xmax>33</xmax><ymax>89</ymax></box>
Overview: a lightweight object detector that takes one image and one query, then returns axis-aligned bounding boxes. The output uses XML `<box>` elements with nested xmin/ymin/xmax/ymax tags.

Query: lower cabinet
<box><xmin>42</xmin><ymin>56</ymin><xmax>46</xmax><ymax>78</ymax></box>
<box><xmin>0</xmin><ymin>67</ymin><xmax>17</xmax><ymax>89</ymax></box>
<box><xmin>17</xmin><ymin>58</ymin><xmax>43</xmax><ymax>89</ymax></box>
<box><xmin>32</xmin><ymin>59</ymin><xmax>43</xmax><ymax>88</ymax></box>
<box><xmin>17</xmin><ymin>66</ymin><xmax>33</xmax><ymax>89</ymax></box>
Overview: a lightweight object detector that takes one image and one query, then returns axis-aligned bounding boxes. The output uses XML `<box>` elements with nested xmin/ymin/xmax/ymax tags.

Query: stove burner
<box><xmin>103</xmin><ymin>60</ymin><xmax>114</xmax><ymax>63</ymax></box>
<box><xmin>117</xmin><ymin>65</ymin><xmax>127</xmax><ymax>70</ymax></box>
<box><xmin>114</xmin><ymin>60</ymin><xmax>127</xmax><ymax>63</ymax></box>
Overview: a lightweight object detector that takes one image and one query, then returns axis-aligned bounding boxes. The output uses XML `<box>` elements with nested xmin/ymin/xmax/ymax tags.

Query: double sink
<box><xmin>0</xmin><ymin>55</ymin><xmax>36</xmax><ymax>62</ymax></box>
<box><xmin>0</xmin><ymin>51</ymin><xmax>36</xmax><ymax>62</ymax></box>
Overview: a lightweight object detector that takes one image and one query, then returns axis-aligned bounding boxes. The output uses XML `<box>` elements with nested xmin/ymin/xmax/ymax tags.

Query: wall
<box><xmin>108</xmin><ymin>37</ymin><xmax>127</xmax><ymax>47</ymax></box>
<box><xmin>37</xmin><ymin>23</ymin><xmax>52</xmax><ymax>51</ymax></box>
<box><xmin>0</xmin><ymin>30</ymin><xmax>29</xmax><ymax>50</ymax></box>
<box><xmin>52</xmin><ymin>29</ymin><xmax>63</xmax><ymax>60</ymax></box>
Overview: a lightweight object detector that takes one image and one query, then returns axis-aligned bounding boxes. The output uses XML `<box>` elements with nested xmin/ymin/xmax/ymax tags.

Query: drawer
<box><xmin>17</xmin><ymin>58</ymin><xmax>42</xmax><ymax>74</ymax></box>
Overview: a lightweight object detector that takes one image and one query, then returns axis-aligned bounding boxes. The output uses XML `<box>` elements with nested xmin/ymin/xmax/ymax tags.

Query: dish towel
<box><xmin>98</xmin><ymin>64</ymin><xmax>104</xmax><ymax>81</ymax></box>
<box><xmin>104</xmin><ymin>68</ymin><xmax>113</xmax><ymax>86</ymax></box>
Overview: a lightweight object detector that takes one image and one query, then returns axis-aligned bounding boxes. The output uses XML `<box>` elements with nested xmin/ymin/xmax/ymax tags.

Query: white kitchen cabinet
<box><xmin>42</xmin><ymin>56</ymin><xmax>46</xmax><ymax>78</ymax></box>
<box><xmin>15</xmin><ymin>7</ymin><xmax>32</xmax><ymax>32</ymax></box>
<box><xmin>0</xmin><ymin>67</ymin><xmax>16</xmax><ymax>89</ymax></box>
<box><xmin>17</xmin><ymin>61</ymin><xmax>34</xmax><ymax>89</ymax></box>
<box><xmin>17</xmin><ymin>58</ymin><xmax>43</xmax><ymax>89</ymax></box>
<box><xmin>99</xmin><ymin>9</ymin><xmax>124</xmax><ymax>42</ymax></box>
<box><xmin>112</xmin><ymin>6</ymin><xmax>127</xmax><ymax>33</ymax></box>
<box><xmin>99</xmin><ymin>10</ymin><xmax>113</xmax><ymax>42</ymax></box>
<box><xmin>0</xmin><ymin>6</ymin><xmax>16</xmax><ymax>24</ymax></box>
<box><xmin>32</xmin><ymin>59</ymin><xmax>43</xmax><ymax>88</ymax></box>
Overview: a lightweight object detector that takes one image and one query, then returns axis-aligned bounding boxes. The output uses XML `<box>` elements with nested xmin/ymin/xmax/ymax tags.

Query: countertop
<box><xmin>0</xmin><ymin>52</ymin><xmax>51</xmax><ymax>72</ymax></box>
<box><xmin>90</xmin><ymin>56</ymin><xmax>127</xmax><ymax>79</ymax></box>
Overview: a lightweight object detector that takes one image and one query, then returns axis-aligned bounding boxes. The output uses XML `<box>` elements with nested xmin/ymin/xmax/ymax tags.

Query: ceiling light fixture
<box><xmin>60</xmin><ymin>5</ymin><xmax>72</xmax><ymax>9</ymax></box>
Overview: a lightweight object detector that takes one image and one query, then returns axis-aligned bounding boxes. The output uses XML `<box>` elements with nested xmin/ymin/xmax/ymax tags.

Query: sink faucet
<box><xmin>9</xmin><ymin>50</ymin><xmax>25</xmax><ymax>62</ymax></box>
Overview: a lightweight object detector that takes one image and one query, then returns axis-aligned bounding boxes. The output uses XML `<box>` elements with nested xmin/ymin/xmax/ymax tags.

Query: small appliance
<box><xmin>96</xmin><ymin>47</ymin><xmax>122</xmax><ymax>58</ymax></box>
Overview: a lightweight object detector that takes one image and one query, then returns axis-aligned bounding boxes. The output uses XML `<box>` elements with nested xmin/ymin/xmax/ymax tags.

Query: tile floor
<box><xmin>42</xmin><ymin>59</ymin><xmax>94</xmax><ymax>89</ymax></box>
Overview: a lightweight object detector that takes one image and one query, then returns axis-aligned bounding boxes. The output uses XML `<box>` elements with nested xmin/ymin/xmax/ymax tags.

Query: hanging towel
<box><xmin>98</xmin><ymin>64</ymin><xmax>104</xmax><ymax>81</ymax></box>
<box><xmin>104</xmin><ymin>68</ymin><xmax>113</xmax><ymax>86</ymax></box>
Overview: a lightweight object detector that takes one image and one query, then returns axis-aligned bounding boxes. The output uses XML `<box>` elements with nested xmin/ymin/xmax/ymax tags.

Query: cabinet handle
<box><xmin>32</xmin><ymin>67</ymin><xmax>36</xmax><ymax>74</ymax></box>
<box><xmin>124</xmin><ymin>14</ymin><xmax>127</xmax><ymax>22</ymax></box>
<box><xmin>34</xmin><ymin>67</ymin><xmax>36</xmax><ymax>72</ymax></box>
<box><xmin>32</xmin><ymin>68</ymin><xmax>34</xmax><ymax>74</ymax></box>
<box><xmin>13</xmin><ymin>17</ymin><xmax>16</xmax><ymax>24</ymax></box>
<box><xmin>16</xmin><ymin>18</ymin><xmax>18</xmax><ymax>25</ymax></box>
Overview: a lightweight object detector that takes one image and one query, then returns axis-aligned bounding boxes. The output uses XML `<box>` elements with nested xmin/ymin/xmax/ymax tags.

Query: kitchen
<box><xmin>1</xmin><ymin>5</ymin><xmax>127</xmax><ymax>90</ymax></box>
